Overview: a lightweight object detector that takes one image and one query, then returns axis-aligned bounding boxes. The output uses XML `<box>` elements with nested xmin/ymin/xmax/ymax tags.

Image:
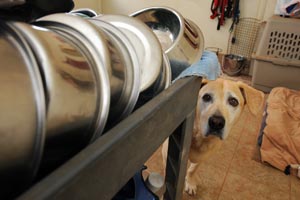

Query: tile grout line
<box><xmin>216</xmin><ymin>113</ymin><xmax>250</xmax><ymax>200</ymax></box>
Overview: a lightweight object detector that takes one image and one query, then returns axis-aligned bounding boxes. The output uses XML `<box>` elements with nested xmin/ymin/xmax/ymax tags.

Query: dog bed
<box><xmin>260</xmin><ymin>87</ymin><xmax>300</xmax><ymax>177</ymax></box>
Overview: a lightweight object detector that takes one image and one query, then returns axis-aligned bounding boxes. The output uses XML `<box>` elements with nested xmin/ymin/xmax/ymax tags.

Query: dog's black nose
<box><xmin>208</xmin><ymin>115</ymin><xmax>225</xmax><ymax>131</ymax></box>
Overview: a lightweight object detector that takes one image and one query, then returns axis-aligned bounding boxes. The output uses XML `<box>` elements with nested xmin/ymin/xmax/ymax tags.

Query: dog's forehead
<box><xmin>223</xmin><ymin>80</ymin><xmax>242</xmax><ymax>94</ymax></box>
<box><xmin>200</xmin><ymin>79</ymin><xmax>243</xmax><ymax>99</ymax></box>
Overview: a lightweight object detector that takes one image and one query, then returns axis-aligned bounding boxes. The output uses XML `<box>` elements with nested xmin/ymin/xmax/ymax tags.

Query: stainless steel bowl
<box><xmin>97</xmin><ymin>14</ymin><xmax>163</xmax><ymax>92</ymax></box>
<box><xmin>222</xmin><ymin>54</ymin><xmax>246</xmax><ymax>76</ymax></box>
<box><xmin>36</xmin><ymin>13</ymin><xmax>142</xmax><ymax>134</ymax></box>
<box><xmin>161</xmin><ymin>53</ymin><xmax>172</xmax><ymax>90</ymax></box>
<box><xmin>130</xmin><ymin>6</ymin><xmax>205</xmax><ymax>69</ymax></box>
<box><xmin>88</xmin><ymin>18</ymin><xmax>141</xmax><ymax>125</ymax></box>
<box><xmin>34</xmin><ymin>13</ymin><xmax>112</xmax><ymax>140</ymax></box>
<box><xmin>0</xmin><ymin>22</ymin><xmax>46</xmax><ymax>198</ymax></box>
<box><xmin>146</xmin><ymin>53</ymin><xmax>171</xmax><ymax>95</ymax></box>
<box><xmin>7</xmin><ymin>21</ymin><xmax>110</xmax><ymax>173</ymax></box>
<box><xmin>136</xmin><ymin>53</ymin><xmax>171</xmax><ymax>105</ymax></box>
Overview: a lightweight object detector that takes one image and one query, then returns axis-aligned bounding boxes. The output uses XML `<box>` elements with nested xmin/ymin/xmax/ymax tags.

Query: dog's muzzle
<box><xmin>207</xmin><ymin>115</ymin><xmax>225</xmax><ymax>139</ymax></box>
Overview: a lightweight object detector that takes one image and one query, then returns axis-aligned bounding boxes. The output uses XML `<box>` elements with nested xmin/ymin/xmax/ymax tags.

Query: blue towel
<box><xmin>172</xmin><ymin>50</ymin><xmax>221</xmax><ymax>82</ymax></box>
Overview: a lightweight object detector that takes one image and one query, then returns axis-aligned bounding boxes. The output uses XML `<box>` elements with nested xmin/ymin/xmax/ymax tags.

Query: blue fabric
<box><xmin>172</xmin><ymin>50</ymin><xmax>221</xmax><ymax>82</ymax></box>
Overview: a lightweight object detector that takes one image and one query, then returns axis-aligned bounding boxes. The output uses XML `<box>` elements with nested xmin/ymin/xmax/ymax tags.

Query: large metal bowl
<box><xmin>34</xmin><ymin>13</ymin><xmax>112</xmax><ymax>141</ymax></box>
<box><xmin>160</xmin><ymin>53</ymin><xmax>172</xmax><ymax>91</ymax></box>
<box><xmin>97</xmin><ymin>14</ymin><xmax>163</xmax><ymax>92</ymax></box>
<box><xmin>135</xmin><ymin>53</ymin><xmax>171</xmax><ymax>107</ymax></box>
<box><xmin>0</xmin><ymin>22</ymin><xmax>46</xmax><ymax>198</ymax></box>
<box><xmin>88</xmin><ymin>18</ymin><xmax>141</xmax><ymax>127</ymax></box>
<box><xmin>35</xmin><ymin>13</ymin><xmax>141</xmax><ymax>134</ymax></box>
<box><xmin>7</xmin><ymin>21</ymin><xmax>110</xmax><ymax>174</ymax></box>
<box><xmin>130</xmin><ymin>6</ymin><xmax>205</xmax><ymax>69</ymax></box>
<box><xmin>142</xmin><ymin>53</ymin><xmax>171</xmax><ymax>95</ymax></box>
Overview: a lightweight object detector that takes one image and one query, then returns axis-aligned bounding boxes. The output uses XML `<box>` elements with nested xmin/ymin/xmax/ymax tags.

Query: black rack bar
<box><xmin>18</xmin><ymin>76</ymin><xmax>201</xmax><ymax>200</ymax></box>
<box><xmin>164</xmin><ymin>111</ymin><xmax>194</xmax><ymax>200</ymax></box>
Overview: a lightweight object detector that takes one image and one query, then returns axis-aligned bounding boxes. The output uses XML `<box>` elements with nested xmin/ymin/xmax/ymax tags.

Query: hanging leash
<box><xmin>229</xmin><ymin>0</ymin><xmax>240</xmax><ymax>32</ymax></box>
<box><xmin>225</xmin><ymin>0</ymin><xmax>234</xmax><ymax>18</ymax></box>
<box><xmin>210</xmin><ymin>0</ymin><xmax>236</xmax><ymax>30</ymax></box>
<box><xmin>217</xmin><ymin>0</ymin><xmax>227</xmax><ymax>30</ymax></box>
<box><xmin>216</xmin><ymin>0</ymin><xmax>222</xmax><ymax>30</ymax></box>
<box><xmin>220</xmin><ymin>0</ymin><xmax>228</xmax><ymax>25</ymax></box>
<box><xmin>210</xmin><ymin>0</ymin><xmax>220</xmax><ymax>19</ymax></box>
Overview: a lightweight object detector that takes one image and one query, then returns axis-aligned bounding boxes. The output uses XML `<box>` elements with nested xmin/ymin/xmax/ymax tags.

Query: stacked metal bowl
<box><xmin>0</xmin><ymin>6</ymin><xmax>204</xmax><ymax>198</ymax></box>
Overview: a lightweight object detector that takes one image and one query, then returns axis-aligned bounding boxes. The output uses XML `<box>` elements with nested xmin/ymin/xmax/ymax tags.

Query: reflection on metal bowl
<box><xmin>88</xmin><ymin>18</ymin><xmax>141</xmax><ymax>127</ymax></box>
<box><xmin>0</xmin><ymin>22</ymin><xmax>46</xmax><ymax>198</ymax></box>
<box><xmin>144</xmin><ymin>53</ymin><xmax>171</xmax><ymax>96</ymax></box>
<box><xmin>97</xmin><ymin>14</ymin><xmax>163</xmax><ymax>92</ymax></box>
<box><xmin>162</xmin><ymin>53</ymin><xmax>172</xmax><ymax>90</ymax></box>
<box><xmin>135</xmin><ymin>53</ymin><xmax>172</xmax><ymax>107</ymax></box>
<box><xmin>35</xmin><ymin>13</ymin><xmax>112</xmax><ymax>140</ymax></box>
<box><xmin>130</xmin><ymin>6</ymin><xmax>204</xmax><ymax>69</ymax></box>
<box><xmin>69</xmin><ymin>8</ymin><xmax>98</xmax><ymax>18</ymax></box>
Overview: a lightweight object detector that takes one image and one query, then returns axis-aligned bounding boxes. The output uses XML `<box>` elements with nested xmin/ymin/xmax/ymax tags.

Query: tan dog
<box><xmin>162</xmin><ymin>78</ymin><xmax>264</xmax><ymax>195</ymax></box>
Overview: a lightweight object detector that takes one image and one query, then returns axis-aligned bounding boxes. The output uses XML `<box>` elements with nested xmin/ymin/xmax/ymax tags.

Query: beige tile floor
<box><xmin>144</xmin><ymin>75</ymin><xmax>300</xmax><ymax>200</ymax></box>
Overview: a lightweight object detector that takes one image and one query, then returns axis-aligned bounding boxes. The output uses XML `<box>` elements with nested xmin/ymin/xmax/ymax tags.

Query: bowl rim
<box><xmin>130</xmin><ymin>6</ymin><xmax>186</xmax><ymax>53</ymax></box>
<box><xmin>98</xmin><ymin>14</ymin><xmax>163</xmax><ymax>92</ymax></box>
<box><xmin>1</xmin><ymin>21</ymin><xmax>47</xmax><ymax>183</ymax></box>
<box><xmin>88</xmin><ymin>18</ymin><xmax>141</xmax><ymax>123</ymax></box>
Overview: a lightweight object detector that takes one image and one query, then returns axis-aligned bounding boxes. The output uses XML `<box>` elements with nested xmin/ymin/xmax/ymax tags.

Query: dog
<box><xmin>162</xmin><ymin>78</ymin><xmax>265</xmax><ymax>196</ymax></box>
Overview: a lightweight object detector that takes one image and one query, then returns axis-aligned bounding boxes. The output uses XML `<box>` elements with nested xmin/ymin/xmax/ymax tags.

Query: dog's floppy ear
<box><xmin>238</xmin><ymin>82</ymin><xmax>265</xmax><ymax>115</ymax></box>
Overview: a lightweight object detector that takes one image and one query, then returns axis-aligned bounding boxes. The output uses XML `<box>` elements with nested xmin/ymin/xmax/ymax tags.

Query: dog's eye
<box><xmin>202</xmin><ymin>94</ymin><xmax>212</xmax><ymax>102</ymax></box>
<box><xmin>228</xmin><ymin>97</ymin><xmax>239</xmax><ymax>107</ymax></box>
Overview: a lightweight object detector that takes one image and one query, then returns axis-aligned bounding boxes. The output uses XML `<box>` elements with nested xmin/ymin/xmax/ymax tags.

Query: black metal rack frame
<box><xmin>18</xmin><ymin>76</ymin><xmax>202</xmax><ymax>200</ymax></box>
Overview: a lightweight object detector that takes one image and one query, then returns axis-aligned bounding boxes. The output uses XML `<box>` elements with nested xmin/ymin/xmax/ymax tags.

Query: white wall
<box><xmin>73</xmin><ymin>0</ymin><xmax>102</xmax><ymax>13</ymax></box>
<box><xmin>101</xmin><ymin>0</ymin><xmax>277</xmax><ymax>53</ymax></box>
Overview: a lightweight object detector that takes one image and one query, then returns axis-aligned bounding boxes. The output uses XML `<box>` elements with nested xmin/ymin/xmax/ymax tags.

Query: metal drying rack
<box><xmin>227</xmin><ymin>17</ymin><xmax>261</xmax><ymax>59</ymax></box>
<box><xmin>18</xmin><ymin>76</ymin><xmax>202</xmax><ymax>200</ymax></box>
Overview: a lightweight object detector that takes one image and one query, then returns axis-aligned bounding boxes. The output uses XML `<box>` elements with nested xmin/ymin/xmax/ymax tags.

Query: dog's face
<box><xmin>194</xmin><ymin>78</ymin><xmax>264</xmax><ymax>140</ymax></box>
